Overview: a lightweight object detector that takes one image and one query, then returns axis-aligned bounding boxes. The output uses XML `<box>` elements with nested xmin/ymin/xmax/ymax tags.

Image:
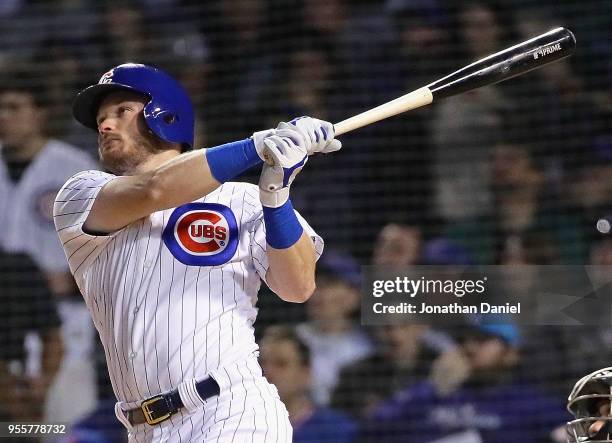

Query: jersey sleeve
<box><xmin>249</xmin><ymin>207</ymin><xmax>324</xmax><ymax>284</ymax></box>
<box><xmin>53</xmin><ymin>170</ymin><xmax>119</xmax><ymax>277</ymax></box>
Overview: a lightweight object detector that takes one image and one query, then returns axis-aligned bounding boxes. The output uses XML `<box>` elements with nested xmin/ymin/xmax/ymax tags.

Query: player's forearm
<box><xmin>266</xmin><ymin>232</ymin><xmax>317</xmax><ymax>303</ymax></box>
<box><xmin>86</xmin><ymin>138</ymin><xmax>262</xmax><ymax>233</ymax></box>
<box><xmin>146</xmin><ymin>149</ymin><xmax>223</xmax><ymax>209</ymax></box>
<box><xmin>150</xmin><ymin>137</ymin><xmax>264</xmax><ymax>207</ymax></box>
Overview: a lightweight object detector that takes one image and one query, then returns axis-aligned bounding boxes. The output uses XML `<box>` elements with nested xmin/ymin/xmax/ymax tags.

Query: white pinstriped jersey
<box><xmin>53</xmin><ymin>169</ymin><xmax>323</xmax><ymax>408</ymax></box>
<box><xmin>0</xmin><ymin>140</ymin><xmax>96</xmax><ymax>272</ymax></box>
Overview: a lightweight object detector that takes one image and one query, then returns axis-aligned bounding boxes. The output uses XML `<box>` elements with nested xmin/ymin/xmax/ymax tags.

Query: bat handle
<box><xmin>333</xmin><ymin>87</ymin><xmax>433</xmax><ymax>136</ymax></box>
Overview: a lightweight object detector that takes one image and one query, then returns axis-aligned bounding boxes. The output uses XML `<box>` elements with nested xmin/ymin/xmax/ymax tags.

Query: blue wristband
<box><xmin>262</xmin><ymin>199</ymin><xmax>304</xmax><ymax>249</ymax></box>
<box><xmin>205</xmin><ymin>138</ymin><xmax>262</xmax><ymax>183</ymax></box>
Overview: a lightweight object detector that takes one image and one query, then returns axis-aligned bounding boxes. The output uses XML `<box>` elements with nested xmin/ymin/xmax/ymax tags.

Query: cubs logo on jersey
<box><xmin>162</xmin><ymin>202</ymin><xmax>239</xmax><ymax>266</ymax></box>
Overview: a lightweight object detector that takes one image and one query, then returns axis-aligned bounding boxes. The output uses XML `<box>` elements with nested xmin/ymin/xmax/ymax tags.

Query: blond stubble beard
<box><xmin>100</xmin><ymin>128</ymin><xmax>168</xmax><ymax>176</ymax></box>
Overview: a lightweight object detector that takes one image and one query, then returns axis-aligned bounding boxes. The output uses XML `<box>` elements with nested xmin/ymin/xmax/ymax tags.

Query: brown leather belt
<box><xmin>126</xmin><ymin>377</ymin><xmax>220</xmax><ymax>426</ymax></box>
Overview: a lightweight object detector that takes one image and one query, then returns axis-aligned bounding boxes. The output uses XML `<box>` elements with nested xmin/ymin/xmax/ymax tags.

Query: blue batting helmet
<box><xmin>72</xmin><ymin>63</ymin><xmax>194</xmax><ymax>149</ymax></box>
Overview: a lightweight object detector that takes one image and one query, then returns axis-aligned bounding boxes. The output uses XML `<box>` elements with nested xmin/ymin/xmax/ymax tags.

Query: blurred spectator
<box><xmin>101</xmin><ymin>1</ymin><xmax>157</xmax><ymax>66</ymax></box>
<box><xmin>511</xmin><ymin>7</ymin><xmax>604</xmax><ymax>178</ymax></box>
<box><xmin>421</xmin><ymin>238</ymin><xmax>473</xmax><ymax>266</ymax></box>
<box><xmin>361</xmin><ymin>323</ymin><xmax>568</xmax><ymax>443</ymax></box>
<box><xmin>0</xmin><ymin>1</ymin><xmax>100</xmax><ymax>65</ymax></box>
<box><xmin>431</xmin><ymin>1</ymin><xmax>513</xmax><ymax>222</ymax></box>
<box><xmin>512</xmin><ymin>236</ymin><xmax>612</xmax><ymax>400</ymax></box>
<box><xmin>0</xmin><ymin>3</ymin><xmax>48</xmax><ymax>62</ymax></box>
<box><xmin>260</xmin><ymin>325</ymin><xmax>358</xmax><ymax>443</ymax></box>
<box><xmin>373</xmin><ymin>223</ymin><xmax>422</xmax><ymax>267</ymax></box>
<box><xmin>0</xmin><ymin>65</ymin><xmax>98</xmax><ymax>425</ymax></box>
<box><xmin>330</xmin><ymin>224</ymin><xmax>455</xmax><ymax>419</ymax></box>
<box><xmin>301</xmin><ymin>0</ymin><xmax>347</xmax><ymax>46</ymax></box>
<box><xmin>0</xmin><ymin>0</ymin><xmax>22</xmax><ymax>18</ymax></box>
<box><xmin>0</xmin><ymin>251</ymin><xmax>62</xmax><ymax>422</ymax></box>
<box><xmin>445</xmin><ymin>140</ymin><xmax>588</xmax><ymax>264</ymax></box>
<box><xmin>331</xmin><ymin>324</ymin><xmax>446</xmax><ymax>420</ymax></box>
<box><xmin>203</xmin><ymin>0</ymin><xmax>273</xmax><ymax>143</ymax></box>
<box><xmin>33</xmin><ymin>39</ymin><xmax>102</xmax><ymax>155</ymax></box>
<box><xmin>296</xmin><ymin>254</ymin><xmax>373</xmax><ymax>405</ymax></box>
<box><xmin>341</xmin><ymin>0</ymin><xmax>452</xmax><ymax>259</ymax></box>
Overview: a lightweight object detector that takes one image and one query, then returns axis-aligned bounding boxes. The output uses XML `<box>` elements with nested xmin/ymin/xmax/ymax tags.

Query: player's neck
<box><xmin>131</xmin><ymin>149</ymin><xmax>181</xmax><ymax>175</ymax></box>
<box><xmin>2</xmin><ymin>135</ymin><xmax>47</xmax><ymax>161</ymax></box>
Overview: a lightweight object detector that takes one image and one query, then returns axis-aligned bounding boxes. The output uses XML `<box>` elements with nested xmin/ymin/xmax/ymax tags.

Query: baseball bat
<box><xmin>334</xmin><ymin>27</ymin><xmax>576</xmax><ymax>136</ymax></box>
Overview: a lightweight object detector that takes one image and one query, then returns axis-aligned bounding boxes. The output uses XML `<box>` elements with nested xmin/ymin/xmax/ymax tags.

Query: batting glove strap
<box><xmin>260</xmin><ymin>186</ymin><xmax>290</xmax><ymax>208</ymax></box>
<box><xmin>262</xmin><ymin>199</ymin><xmax>304</xmax><ymax>249</ymax></box>
<box><xmin>205</xmin><ymin>138</ymin><xmax>262</xmax><ymax>183</ymax></box>
<box><xmin>259</xmin><ymin>139</ymin><xmax>308</xmax><ymax>208</ymax></box>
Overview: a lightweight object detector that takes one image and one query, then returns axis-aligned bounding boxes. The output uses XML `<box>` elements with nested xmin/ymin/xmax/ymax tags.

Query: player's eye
<box><xmin>118</xmin><ymin>106</ymin><xmax>134</xmax><ymax>116</ymax></box>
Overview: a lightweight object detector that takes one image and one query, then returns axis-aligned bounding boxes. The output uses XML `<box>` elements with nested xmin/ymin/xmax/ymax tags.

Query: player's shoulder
<box><xmin>56</xmin><ymin>169</ymin><xmax>115</xmax><ymax>199</ymax></box>
<box><xmin>44</xmin><ymin>139</ymin><xmax>97</xmax><ymax>169</ymax></box>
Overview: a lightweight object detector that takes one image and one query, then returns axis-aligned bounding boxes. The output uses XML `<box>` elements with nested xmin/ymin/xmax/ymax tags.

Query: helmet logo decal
<box><xmin>163</xmin><ymin>202</ymin><xmax>238</xmax><ymax>266</ymax></box>
<box><xmin>98</xmin><ymin>69</ymin><xmax>115</xmax><ymax>84</ymax></box>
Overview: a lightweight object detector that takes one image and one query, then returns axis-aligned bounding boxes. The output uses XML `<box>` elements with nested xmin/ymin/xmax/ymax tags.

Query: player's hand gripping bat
<box><xmin>333</xmin><ymin>27</ymin><xmax>576</xmax><ymax>136</ymax></box>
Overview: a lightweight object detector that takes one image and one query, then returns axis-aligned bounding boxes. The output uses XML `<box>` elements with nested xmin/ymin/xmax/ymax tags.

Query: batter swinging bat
<box><xmin>334</xmin><ymin>27</ymin><xmax>576</xmax><ymax>136</ymax></box>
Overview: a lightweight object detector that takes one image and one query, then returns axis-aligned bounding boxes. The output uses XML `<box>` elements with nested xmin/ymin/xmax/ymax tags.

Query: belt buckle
<box><xmin>141</xmin><ymin>395</ymin><xmax>171</xmax><ymax>425</ymax></box>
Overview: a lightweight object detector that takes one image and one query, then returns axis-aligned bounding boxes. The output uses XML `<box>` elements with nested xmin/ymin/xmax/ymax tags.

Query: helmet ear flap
<box><xmin>143</xmin><ymin>103</ymin><xmax>182</xmax><ymax>143</ymax></box>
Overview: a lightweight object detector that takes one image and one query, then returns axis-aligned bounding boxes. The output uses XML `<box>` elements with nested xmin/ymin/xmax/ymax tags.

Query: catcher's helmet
<box><xmin>567</xmin><ymin>367</ymin><xmax>612</xmax><ymax>442</ymax></box>
<box><xmin>72</xmin><ymin>63</ymin><xmax>194</xmax><ymax>150</ymax></box>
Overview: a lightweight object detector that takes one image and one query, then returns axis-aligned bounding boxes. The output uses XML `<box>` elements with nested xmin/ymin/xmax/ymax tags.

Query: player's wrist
<box><xmin>205</xmin><ymin>138</ymin><xmax>262</xmax><ymax>183</ymax></box>
<box><xmin>260</xmin><ymin>186</ymin><xmax>290</xmax><ymax>208</ymax></box>
<box><xmin>262</xmin><ymin>199</ymin><xmax>303</xmax><ymax>249</ymax></box>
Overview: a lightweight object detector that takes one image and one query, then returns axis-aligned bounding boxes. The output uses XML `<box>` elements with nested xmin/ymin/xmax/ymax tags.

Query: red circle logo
<box><xmin>174</xmin><ymin>210</ymin><xmax>230</xmax><ymax>255</ymax></box>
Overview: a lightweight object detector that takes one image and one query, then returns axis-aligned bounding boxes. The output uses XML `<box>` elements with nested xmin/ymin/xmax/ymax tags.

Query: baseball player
<box><xmin>54</xmin><ymin>63</ymin><xmax>342</xmax><ymax>442</ymax></box>
<box><xmin>567</xmin><ymin>367</ymin><xmax>612</xmax><ymax>442</ymax></box>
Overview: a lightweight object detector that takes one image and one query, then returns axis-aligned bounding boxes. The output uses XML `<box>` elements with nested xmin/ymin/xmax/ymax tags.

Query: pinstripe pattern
<box><xmin>54</xmin><ymin>170</ymin><xmax>318</xmax><ymax>442</ymax></box>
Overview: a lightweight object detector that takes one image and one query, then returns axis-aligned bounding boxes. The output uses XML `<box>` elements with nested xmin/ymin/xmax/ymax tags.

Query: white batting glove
<box><xmin>285</xmin><ymin>116</ymin><xmax>342</xmax><ymax>155</ymax></box>
<box><xmin>252</xmin><ymin>128</ymin><xmax>276</xmax><ymax>163</ymax></box>
<box><xmin>258</xmin><ymin>133</ymin><xmax>308</xmax><ymax>207</ymax></box>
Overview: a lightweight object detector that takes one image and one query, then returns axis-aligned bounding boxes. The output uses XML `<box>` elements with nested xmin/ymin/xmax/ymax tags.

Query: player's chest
<box><xmin>147</xmin><ymin>200</ymin><xmax>250</xmax><ymax>268</ymax></box>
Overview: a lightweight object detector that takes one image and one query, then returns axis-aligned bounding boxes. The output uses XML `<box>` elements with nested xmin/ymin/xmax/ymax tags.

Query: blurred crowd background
<box><xmin>1</xmin><ymin>0</ymin><xmax>612</xmax><ymax>441</ymax></box>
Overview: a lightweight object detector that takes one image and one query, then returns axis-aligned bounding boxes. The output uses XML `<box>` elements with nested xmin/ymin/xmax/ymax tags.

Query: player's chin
<box><xmin>99</xmin><ymin>150</ymin><xmax>133</xmax><ymax>175</ymax></box>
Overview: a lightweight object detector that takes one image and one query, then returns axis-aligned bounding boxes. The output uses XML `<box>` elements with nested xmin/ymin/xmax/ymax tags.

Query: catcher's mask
<box><xmin>72</xmin><ymin>63</ymin><xmax>194</xmax><ymax>152</ymax></box>
<box><xmin>567</xmin><ymin>367</ymin><xmax>612</xmax><ymax>442</ymax></box>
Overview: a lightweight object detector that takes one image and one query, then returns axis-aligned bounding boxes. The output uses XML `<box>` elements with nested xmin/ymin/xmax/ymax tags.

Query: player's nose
<box><xmin>97</xmin><ymin>117</ymin><xmax>117</xmax><ymax>134</ymax></box>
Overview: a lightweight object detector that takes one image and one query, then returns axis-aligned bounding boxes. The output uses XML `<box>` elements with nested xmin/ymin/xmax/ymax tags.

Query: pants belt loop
<box><xmin>115</xmin><ymin>401</ymin><xmax>133</xmax><ymax>431</ymax></box>
<box><xmin>178</xmin><ymin>378</ymin><xmax>207</xmax><ymax>413</ymax></box>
